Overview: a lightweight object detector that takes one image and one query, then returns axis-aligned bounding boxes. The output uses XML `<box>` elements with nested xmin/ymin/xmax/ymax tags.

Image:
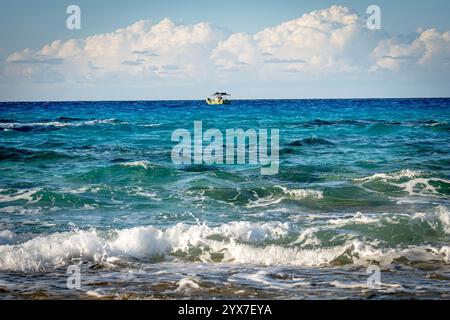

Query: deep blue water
<box><xmin>0</xmin><ymin>99</ymin><xmax>449</xmax><ymax>299</ymax></box>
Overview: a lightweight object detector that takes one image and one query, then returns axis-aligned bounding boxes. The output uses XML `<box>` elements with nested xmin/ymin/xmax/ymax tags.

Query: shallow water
<box><xmin>0</xmin><ymin>99</ymin><xmax>449</xmax><ymax>299</ymax></box>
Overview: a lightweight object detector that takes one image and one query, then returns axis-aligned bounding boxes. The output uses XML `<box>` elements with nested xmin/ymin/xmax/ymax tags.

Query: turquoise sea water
<box><xmin>0</xmin><ymin>99</ymin><xmax>449</xmax><ymax>299</ymax></box>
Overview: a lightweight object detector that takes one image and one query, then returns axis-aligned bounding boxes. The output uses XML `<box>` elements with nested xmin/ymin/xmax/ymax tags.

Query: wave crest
<box><xmin>1</xmin><ymin>216</ymin><xmax>449</xmax><ymax>271</ymax></box>
<box><xmin>355</xmin><ymin>169</ymin><xmax>450</xmax><ymax>196</ymax></box>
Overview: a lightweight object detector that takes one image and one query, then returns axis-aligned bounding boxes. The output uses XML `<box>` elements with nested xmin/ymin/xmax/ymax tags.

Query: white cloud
<box><xmin>372</xmin><ymin>28</ymin><xmax>450</xmax><ymax>71</ymax></box>
<box><xmin>211</xmin><ymin>33</ymin><xmax>260</xmax><ymax>71</ymax></box>
<box><xmin>210</xmin><ymin>5</ymin><xmax>391</xmax><ymax>76</ymax></box>
<box><xmin>4</xmin><ymin>18</ymin><xmax>228</xmax><ymax>83</ymax></box>
<box><xmin>1</xmin><ymin>5</ymin><xmax>450</xmax><ymax>99</ymax></box>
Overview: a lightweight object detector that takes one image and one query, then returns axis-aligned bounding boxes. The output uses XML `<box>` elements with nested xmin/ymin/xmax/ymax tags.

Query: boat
<box><xmin>206</xmin><ymin>92</ymin><xmax>231</xmax><ymax>105</ymax></box>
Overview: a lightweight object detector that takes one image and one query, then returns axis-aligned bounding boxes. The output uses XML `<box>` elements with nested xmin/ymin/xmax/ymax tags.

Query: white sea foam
<box><xmin>1</xmin><ymin>220</ymin><xmax>449</xmax><ymax>272</ymax></box>
<box><xmin>355</xmin><ymin>169</ymin><xmax>450</xmax><ymax>196</ymax></box>
<box><xmin>0</xmin><ymin>222</ymin><xmax>291</xmax><ymax>271</ymax></box>
<box><xmin>245</xmin><ymin>186</ymin><xmax>323</xmax><ymax>208</ymax></box>
<box><xmin>177</xmin><ymin>278</ymin><xmax>200</xmax><ymax>291</ymax></box>
<box><xmin>328</xmin><ymin>212</ymin><xmax>380</xmax><ymax>226</ymax></box>
<box><xmin>0</xmin><ymin>229</ymin><xmax>107</xmax><ymax>271</ymax></box>
<box><xmin>397</xmin><ymin>178</ymin><xmax>449</xmax><ymax>196</ymax></box>
<box><xmin>424</xmin><ymin>121</ymin><xmax>448</xmax><ymax>127</ymax></box>
<box><xmin>330</xmin><ymin>281</ymin><xmax>370</xmax><ymax>289</ymax></box>
<box><xmin>139</xmin><ymin>123</ymin><xmax>163</xmax><ymax>127</ymax></box>
<box><xmin>245</xmin><ymin>196</ymin><xmax>283</xmax><ymax>208</ymax></box>
<box><xmin>292</xmin><ymin>227</ymin><xmax>323</xmax><ymax>247</ymax></box>
<box><xmin>0</xmin><ymin>230</ymin><xmax>15</xmax><ymax>245</ymax></box>
<box><xmin>215</xmin><ymin>221</ymin><xmax>292</xmax><ymax>242</ymax></box>
<box><xmin>355</xmin><ymin>169</ymin><xmax>424</xmax><ymax>183</ymax></box>
<box><xmin>305</xmin><ymin>208</ymin><xmax>450</xmax><ymax>241</ymax></box>
<box><xmin>0</xmin><ymin>118</ymin><xmax>119</xmax><ymax>129</ymax></box>
<box><xmin>413</xmin><ymin>206</ymin><xmax>450</xmax><ymax>234</ymax></box>
<box><xmin>0</xmin><ymin>189</ymin><xmax>41</xmax><ymax>204</ymax></box>
<box><xmin>0</xmin><ymin>230</ymin><xmax>15</xmax><ymax>239</ymax></box>
<box><xmin>330</xmin><ymin>280</ymin><xmax>401</xmax><ymax>290</ymax></box>
<box><xmin>439</xmin><ymin>246</ymin><xmax>450</xmax><ymax>262</ymax></box>
<box><xmin>119</xmin><ymin>160</ymin><xmax>152</xmax><ymax>169</ymax></box>
<box><xmin>86</xmin><ymin>290</ymin><xmax>108</xmax><ymax>298</ymax></box>
<box><xmin>276</xmin><ymin>186</ymin><xmax>324</xmax><ymax>199</ymax></box>
<box><xmin>81</xmin><ymin>119</ymin><xmax>118</xmax><ymax>126</ymax></box>
<box><xmin>0</xmin><ymin>121</ymin><xmax>70</xmax><ymax>128</ymax></box>
<box><xmin>132</xmin><ymin>187</ymin><xmax>161</xmax><ymax>200</ymax></box>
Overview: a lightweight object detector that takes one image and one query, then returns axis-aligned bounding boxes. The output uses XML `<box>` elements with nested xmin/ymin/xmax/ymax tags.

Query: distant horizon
<box><xmin>1</xmin><ymin>96</ymin><xmax>450</xmax><ymax>104</ymax></box>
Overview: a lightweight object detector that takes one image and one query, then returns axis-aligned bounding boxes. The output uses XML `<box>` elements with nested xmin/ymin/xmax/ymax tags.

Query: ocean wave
<box><xmin>0</xmin><ymin>222</ymin><xmax>292</xmax><ymax>271</ymax></box>
<box><xmin>413</xmin><ymin>206</ymin><xmax>450</xmax><ymax>234</ymax></box>
<box><xmin>75</xmin><ymin>161</ymin><xmax>176</xmax><ymax>184</ymax></box>
<box><xmin>293</xmin><ymin>206</ymin><xmax>450</xmax><ymax>246</ymax></box>
<box><xmin>119</xmin><ymin>160</ymin><xmax>153</xmax><ymax>170</ymax></box>
<box><xmin>330</xmin><ymin>280</ymin><xmax>402</xmax><ymax>290</ymax></box>
<box><xmin>327</xmin><ymin>212</ymin><xmax>380</xmax><ymax>226</ymax></box>
<box><xmin>276</xmin><ymin>186</ymin><xmax>324</xmax><ymax>200</ymax></box>
<box><xmin>0</xmin><ymin>216</ymin><xmax>449</xmax><ymax>271</ymax></box>
<box><xmin>287</xmin><ymin>137</ymin><xmax>335</xmax><ymax>147</ymax></box>
<box><xmin>299</xmin><ymin>119</ymin><xmax>374</xmax><ymax>128</ymax></box>
<box><xmin>0</xmin><ymin>184</ymin><xmax>163</xmax><ymax>208</ymax></box>
<box><xmin>243</xmin><ymin>186</ymin><xmax>323</xmax><ymax>208</ymax></box>
<box><xmin>185</xmin><ymin>185</ymin><xmax>324</xmax><ymax>208</ymax></box>
<box><xmin>245</xmin><ymin>196</ymin><xmax>284</xmax><ymax>208</ymax></box>
<box><xmin>355</xmin><ymin>169</ymin><xmax>450</xmax><ymax>196</ymax></box>
<box><xmin>0</xmin><ymin>187</ymin><xmax>103</xmax><ymax>208</ymax></box>
<box><xmin>355</xmin><ymin>169</ymin><xmax>424</xmax><ymax>183</ymax></box>
<box><xmin>297</xmin><ymin>119</ymin><xmax>449</xmax><ymax>130</ymax></box>
<box><xmin>0</xmin><ymin>118</ymin><xmax>122</xmax><ymax>132</ymax></box>
<box><xmin>215</xmin><ymin>221</ymin><xmax>292</xmax><ymax>242</ymax></box>
<box><xmin>357</xmin><ymin>206</ymin><xmax>450</xmax><ymax>234</ymax></box>
<box><xmin>0</xmin><ymin>146</ymin><xmax>71</xmax><ymax>161</ymax></box>
<box><xmin>0</xmin><ymin>188</ymin><xmax>42</xmax><ymax>204</ymax></box>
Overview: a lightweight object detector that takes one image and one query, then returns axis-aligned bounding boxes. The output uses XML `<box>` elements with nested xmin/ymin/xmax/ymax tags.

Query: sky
<box><xmin>0</xmin><ymin>0</ymin><xmax>449</xmax><ymax>101</ymax></box>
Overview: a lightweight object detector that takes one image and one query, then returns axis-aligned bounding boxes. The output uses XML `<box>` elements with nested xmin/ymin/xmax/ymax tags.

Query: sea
<box><xmin>0</xmin><ymin>98</ymin><xmax>449</xmax><ymax>299</ymax></box>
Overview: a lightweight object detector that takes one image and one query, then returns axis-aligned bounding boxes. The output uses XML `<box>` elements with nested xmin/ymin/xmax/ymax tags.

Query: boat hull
<box><xmin>205</xmin><ymin>99</ymin><xmax>231</xmax><ymax>105</ymax></box>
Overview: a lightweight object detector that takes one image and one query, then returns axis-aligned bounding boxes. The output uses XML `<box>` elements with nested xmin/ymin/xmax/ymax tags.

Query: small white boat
<box><xmin>206</xmin><ymin>92</ymin><xmax>231</xmax><ymax>105</ymax></box>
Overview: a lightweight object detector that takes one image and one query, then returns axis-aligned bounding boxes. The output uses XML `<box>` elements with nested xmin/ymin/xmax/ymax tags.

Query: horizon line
<box><xmin>1</xmin><ymin>96</ymin><xmax>450</xmax><ymax>103</ymax></box>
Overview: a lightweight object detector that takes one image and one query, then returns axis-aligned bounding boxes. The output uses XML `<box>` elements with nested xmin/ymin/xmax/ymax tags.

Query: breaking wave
<box><xmin>355</xmin><ymin>169</ymin><xmax>450</xmax><ymax>196</ymax></box>
<box><xmin>276</xmin><ymin>186</ymin><xmax>324</xmax><ymax>200</ymax></box>
<box><xmin>1</xmin><ymin>210</ymin><xmax>449</xmax><ymax>271</ymax></box>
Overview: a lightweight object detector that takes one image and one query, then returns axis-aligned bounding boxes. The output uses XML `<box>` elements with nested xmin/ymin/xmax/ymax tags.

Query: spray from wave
<box><xmin>1</xmin><ymin>208</ymin><xmax>449</xmax><ymax>272</ymax></box>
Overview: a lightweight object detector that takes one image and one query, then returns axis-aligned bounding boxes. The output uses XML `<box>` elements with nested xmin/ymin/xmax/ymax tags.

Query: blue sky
<box><xmin>0</xmin><ymin>0</ymin><xmax>450</xmax><ymax>100</ymax></box>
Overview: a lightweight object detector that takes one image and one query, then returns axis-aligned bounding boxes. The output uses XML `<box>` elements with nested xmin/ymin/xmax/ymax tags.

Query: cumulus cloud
<box><xmin>209</xmin><ymin>6</ymin><xmax>394</xmax><ymax>77</ymax></box>
<box><xmin>372</xmin><ymin>28</ymin><xmax>450</xmax><ymax>71</ymax></box>
<box><xmin>4</xmin><ymin>18</ymin><xmax>228</xmax><ymax>83</ymax></box>
<box><xmin>1</xmin><ymin>5</ymin><xmax>449</xmax><ymax>98</ymax></box>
